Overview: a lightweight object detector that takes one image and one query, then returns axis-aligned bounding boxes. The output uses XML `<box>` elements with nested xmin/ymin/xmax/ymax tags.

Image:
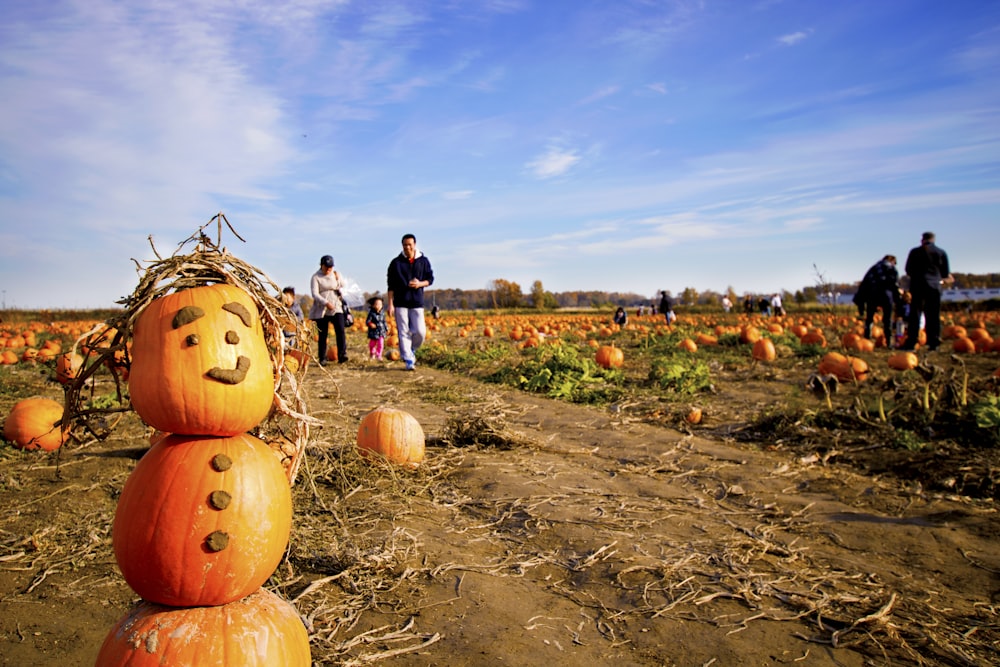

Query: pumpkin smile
<box><xmin>205</xmin><ymin>355</ymin><xmax>251</xmax><ymax>385</ymax></box>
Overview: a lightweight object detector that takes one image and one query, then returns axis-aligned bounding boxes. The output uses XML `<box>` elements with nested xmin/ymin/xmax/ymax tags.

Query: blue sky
<box><xmin>1</xmin><ymin>0</ymin><xmax>998</xmax><ymax>309</ymax></box>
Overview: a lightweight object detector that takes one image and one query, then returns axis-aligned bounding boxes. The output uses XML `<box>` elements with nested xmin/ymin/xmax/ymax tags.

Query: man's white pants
<box><xmin>394</xmin><ymin>307</ymin><xmax>426</xmax><ymax>363</ymax></box>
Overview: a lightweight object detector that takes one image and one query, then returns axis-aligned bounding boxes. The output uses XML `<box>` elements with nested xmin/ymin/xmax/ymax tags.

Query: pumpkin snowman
<box><xmin>97</xmin><ymin>283</ymin><xmax>309</xmax><ymax>664</ymax></box>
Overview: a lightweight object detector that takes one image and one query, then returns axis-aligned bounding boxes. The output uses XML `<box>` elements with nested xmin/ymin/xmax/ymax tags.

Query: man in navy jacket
<box><xmin>387</xmin><ymin>234</ymin><xmax>434</xmax><ymax>370</ymax></box>
<box><xmin>901</xmin><ymin>232</ymin><xmax>952</xmax><ymax>351</ymax></box>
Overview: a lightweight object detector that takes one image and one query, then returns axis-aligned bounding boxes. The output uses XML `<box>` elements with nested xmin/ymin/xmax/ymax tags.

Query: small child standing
<box><xmin>365</xmin><ymin>296</ymin><xmax>388</xmax><ymax>360</ymax></box>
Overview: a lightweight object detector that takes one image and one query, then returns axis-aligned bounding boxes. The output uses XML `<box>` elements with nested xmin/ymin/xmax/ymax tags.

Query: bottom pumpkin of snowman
<box><xmin>95</xmin><ymin>587</ymin><xmax>310</xmax><ymax>666</ymax></box>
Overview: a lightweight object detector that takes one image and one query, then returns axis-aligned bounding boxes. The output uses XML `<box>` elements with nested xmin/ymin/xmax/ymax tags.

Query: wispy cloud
<box><xmin>525</xmin><ymin>146</ymin><xmax>582</xmax><ymax>179</ymax></box>
<box><xmin>777</xmin><ymin>30</ymin><xmax>811</xmax><ymax>46</ymax></box>
<box><xmin>577</xmin><ymin>85</ymin><xmax>621</xmax><ymax>106</ymax></box>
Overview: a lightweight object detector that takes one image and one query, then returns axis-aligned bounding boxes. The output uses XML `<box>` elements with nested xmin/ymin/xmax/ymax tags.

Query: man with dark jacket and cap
<box><xmin>900</xmin><ymin>232</ymin><xmax>952</xmax><ymax>351</ymax></box>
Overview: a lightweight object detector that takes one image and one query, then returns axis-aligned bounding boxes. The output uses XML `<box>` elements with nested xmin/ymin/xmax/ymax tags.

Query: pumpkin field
<box><xmin>2</xmin><ymin>303</ymin><xmax>1000</xmax><ymax>666</ymax></box>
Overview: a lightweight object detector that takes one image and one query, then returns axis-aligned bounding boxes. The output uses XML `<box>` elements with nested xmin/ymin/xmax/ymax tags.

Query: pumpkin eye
<box><xmin>225</xmin><ymin>331</ymin><xmax>240</xmax><ymax>344</ymax></box>
<box><xmin>173</xmin><ymin>306</ymin><xmax>205</xmax><ymax>329</ymax></box>
<box><xmin>222</xmin><ymin>302</ymin><xmax>253</xmax><ymax>328</ymax></box>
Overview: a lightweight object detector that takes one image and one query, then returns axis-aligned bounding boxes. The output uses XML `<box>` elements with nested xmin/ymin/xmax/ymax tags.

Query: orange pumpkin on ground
<box><xmin>3</xmin><ymin>397</ymin><xmax>67</xmax><ymax>451</ymax></box>
<box><xmin>112</xmin><ymin>432</ymin><xmax>293</xmax><ymax>607</ymax></box>
<box><xmin>888</xmin><ymin>351</ymin><xmax>919</xmax><ymax>371</ymax></box>
<box><xmin>685</xmin><ymin>406</ymin><xmax>703</xmax><ymax>425</ymax></box>
<box><xmin>357</xmin><ymin>407</ymin><xmax>426</xmax><ymax>467</ymax></box>
<box><xmin>595</xmin><ymin>344</ymin><xmax>624</xmax><ymax>369</ymax></box>
<box><xmin>677</xmin><ymin>338</ymin><xmax>698</xmax><ymax>353</ymax></box>
<box><xmin>695</xmin><ymin>333</ymin><xmax>718</xmax><ymax>346</ymax></box>
<box><xmin>129</xmin><ymin>284</ymin><xmax>275</xmax><ymax>436</ymax></box>
<box><xmin>952</xmin><ymin>336</ymin><xmax>976</xmax><ymax>354</ymax></box>
<box><xmin>95</xmin><ymin>587</ymin><xmax>310</xmax><ymax>666</ymax></box>
<box><xmin>818</xmin><ymin>352</ymin><xmax>869</xmax><ymax>382</ymax></box>
<box><xmin>800</xmin><ymin>330</ymin><xmax>828</xmax><ymax>347</ymax></box>
<box><xmin>55</xmin><ymin>351</ymin><xmax>85</xmax><ymax>384</ymax></box>
<box><xmin>752</xmin><ymin>338</ymin><xmax>776</xmax><ymax>362</ymax></box>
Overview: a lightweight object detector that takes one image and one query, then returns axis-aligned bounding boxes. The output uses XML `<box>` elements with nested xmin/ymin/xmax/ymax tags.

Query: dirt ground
<box><xmin>1</xmin><ymin>356</ymin><xmax>998</xmax><ymax>666</ymax></box>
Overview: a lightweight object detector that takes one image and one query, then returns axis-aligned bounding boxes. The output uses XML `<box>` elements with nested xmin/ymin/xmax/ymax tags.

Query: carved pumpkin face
<box><xmin>129</xmin><ymin>284</ymin><xmax>274</xmax><ymax>436</ymax></box>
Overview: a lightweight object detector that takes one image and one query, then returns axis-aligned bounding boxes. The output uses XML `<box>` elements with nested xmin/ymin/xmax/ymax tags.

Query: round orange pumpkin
<box><xmin>595</xmin><ymin>344</ymin><xmax>624</xmax><ymax>369</ymax></box>
<box><xmin>357</xmin><ymin>407</ymin><xmax>425</xmax><ymax>467</ymax></box>
<box><xmin>739</xmin><ymin>326</ymin><xmax>761</xmax><ymax>344</ymax></box>
<box><xmin>129</xmin><ymin>284</ymin><xmax>275</xmax><ymax>436</ymax></box>
<box><xmin>55</xmin><ymin>351</ymin><xmax>85</xmax><ymax>385</ymax></box>
<box><xmin>112</xmin><ymin>432</ymin><xmax>292</xmax><ymax>607</ymax></box>
<box><xmin>887</xmin><ymin>351</ymin><xmax>919</xmax><ymax>371</ymax></box>
<box><xmin>677</xmin><ymin>338</ymin><xmax>698</xmax><ymax>353</ymax></box>
<box><xmin>818</xmin><ymin>352</ymin><xmax>869</xmax><ymax>382</ymax></box>
<box><xmin>751</xmin><ymin>338</ymin><xmax>776</xmax><ymax>362</ymax></box>
<box><xmin>952</xmin><ymin>336</ymin><xmax>976</xmax><ymax>354</ymax></box>
<box><xmin>685</xmin><ymin>406</ymin><xmax>703</xmax><ymax>425</ymax></box>
<box><xmin>2</xmin><ymin>397</ymin><xmax>67</xmax><ymax>451</ymax></box>
<box><xmin>95</xmin><ymin>587</ymin><xmax>311</xmax><ymax>666</ymax></box>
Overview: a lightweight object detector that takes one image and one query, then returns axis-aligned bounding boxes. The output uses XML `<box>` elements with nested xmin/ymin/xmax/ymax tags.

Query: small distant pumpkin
<box><xmin>685</xmin><ymin>406</ymin><xmax>703</xmax><ymax>425</ymax></box>
<box><xmin>818</xmin><ymin>352</ymin><xmax>869</xmax><ymax>382</ymax></box>
<box><xmin>357</xmin><ymin>407</ymin><xmax>425</xmax><ymax>467</ymax></box>
<box><xmin>952</xmin><ymin>336</ymin><xmax>976</xmax><ymax>354</ymax></box>
<box><xmin>595</xmin><ymin>344</ymin><xmax>624</xmax><ymax>369</ymax></box>
<box><xmin>887</xmin><ymin>351</ymin><xmax>919</xmax><ymax>371</ymax></box>
<box><xmin>677</xmin><ymin>338</ymin><xmax>698</xmax><ymax>353</ymax></box>
<box><xmin>751</xmin><ymin>338</ymin><xmax>776</xmax><ymax>362</ymax></box>
<box><xmin>2</xmin><ymin>397</ymin><xmax>67</xmax><ymax>451</ymax></box>
<box><xmin>55</xmin><ymin>351</ymin><xmax>85</xmax><ymax>385</ymax></box>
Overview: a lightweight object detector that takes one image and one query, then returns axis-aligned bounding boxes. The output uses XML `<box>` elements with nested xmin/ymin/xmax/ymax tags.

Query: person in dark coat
<box><xmin>658</xmin><ymin>291</ymin><xmax>675</xmax><ymax>324</ymax></box>
<box><xmin>858</xmin><ymin>255</ymin><xmax>900</xmax><ymax>344</ymax></box>
<box><xmin>900</xmin><ymin>232</ymin><xmax>952</xmax><ymax>351</ymax></box>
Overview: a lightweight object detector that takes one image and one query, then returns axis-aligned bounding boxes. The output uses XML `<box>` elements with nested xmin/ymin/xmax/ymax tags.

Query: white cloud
<box><xmin>777</xmin><ymin>30</ymin><xmax>810</xmax><ymax>46</ymax></box>
<box><xmin>525</xmin><ymin>146</ymin><xmax>582</xmax><ymax>179</ymax></box>
<box><xmin>442</xmin><ymin>190</ymin><xmax>475</xmax><ymax>200</ymax></box>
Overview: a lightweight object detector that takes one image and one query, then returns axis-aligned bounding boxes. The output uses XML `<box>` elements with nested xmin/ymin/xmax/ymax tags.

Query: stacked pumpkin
<box><xmin>96</xmin><ymin>284</ymin><xmax>311</xmax><ymax>665</ymax></box>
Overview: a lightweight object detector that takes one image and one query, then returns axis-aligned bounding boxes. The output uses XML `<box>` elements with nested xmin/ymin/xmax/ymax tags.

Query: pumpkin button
<box><xmin>205</xmin><ymin>530</ymin><xmax>230</xmax><ymax>552</ymax></box>
<box><xmin>211</xmin><ymin>453</ymin><xmax>233</xmax><ymax>471</ymax></box>
<box><xmin>209</xmin><ymin>490</ymin><xmax>232</xmax><ymax>510</ymax></box>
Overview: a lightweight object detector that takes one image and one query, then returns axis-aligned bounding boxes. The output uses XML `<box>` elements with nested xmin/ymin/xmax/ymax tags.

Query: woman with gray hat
<box><xmin>309</xmin><ymin>254</ymin><xmax>348</xmax><ymax>365</ymax></box>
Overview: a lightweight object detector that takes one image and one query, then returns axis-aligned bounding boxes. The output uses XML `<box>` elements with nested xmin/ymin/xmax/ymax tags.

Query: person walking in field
<box><xmin>309</xmin><ymin>255</ymin><xmax>349</xmax><ymax>365</ymax></box>
<box><xmin>387</xmin><ymin>234</ymin><xmax>434</xmax><ymax>371</ymax></box>
<box><xmin>857</xmin><ymin>255</ymin><xmax>900</xmax><ymax>345</ymax></box>
<box><xmin>659</xmin><ymin>291</ymin><xmax>675</xmax><ymax>324</ymax></box>
<box><xmin>365</xmin><ymin>296</ymin><xmax>389</xmax><ymax>361</ymax></box>
<box><xmin>900</xmin><ymin>232</ymin><xmax>952</xmax><ymax>351</ymax></box>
